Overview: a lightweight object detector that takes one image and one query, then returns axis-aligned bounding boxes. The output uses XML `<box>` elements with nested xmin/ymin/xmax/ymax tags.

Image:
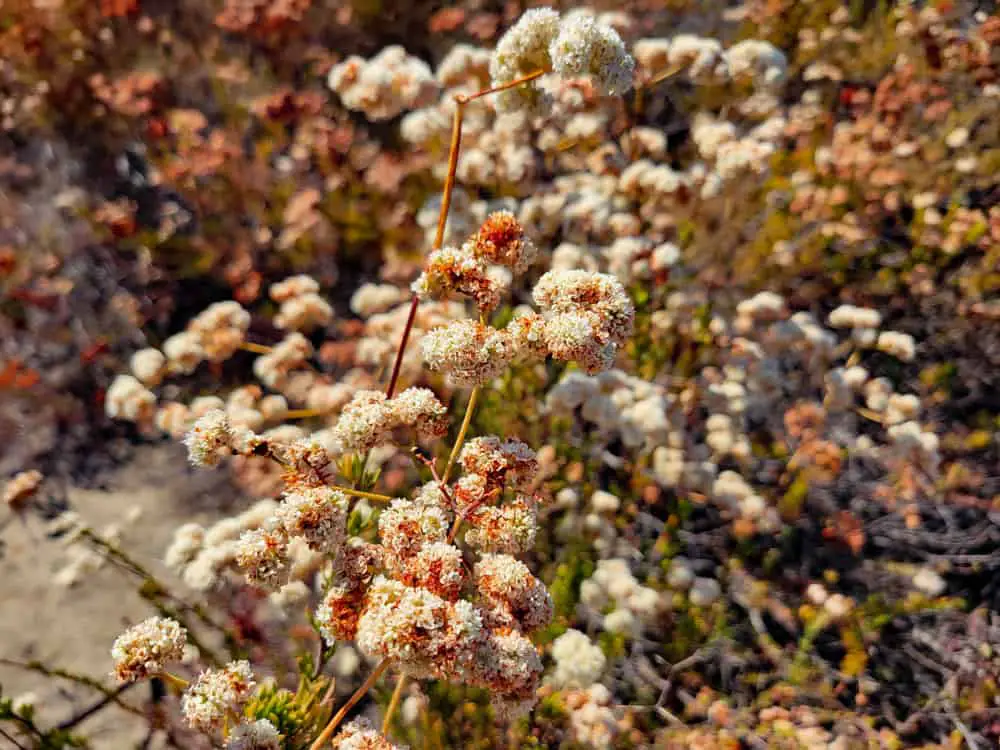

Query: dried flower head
<box><xmin>474</xmin><ymin>554</ymin><xmax>553</xmax><ymax>633</ymax></box>
<box><xmin>111</xmin><ymin>616</ymin><xmax>187</xmax><ymax>683</ymax></box>
<box><xmin>459</xmin><ymin>436</ymin><xmax>538</xmax><ymax>491</ymax></box>
<box><xmin>378</xmin><ymin>497</ymin><xmax>451</xmax><ymax>559</ymax></box>
<box><xmin>472</xmin><ymin>211</ymin><xmax>537</xmax><ymax>274</ymax></box>
<box><xmin>412</xmin><ymin>245</ymin><xmax>502</xmax><ymax>313</ymax></box>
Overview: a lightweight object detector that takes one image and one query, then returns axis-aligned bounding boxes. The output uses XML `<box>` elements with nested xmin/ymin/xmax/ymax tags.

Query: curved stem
<box><xmin>457</xmin><ymin>69</ymin><xmax>545</xmax><ymax>104</ymax></box>
<box><xmin>309</xmin><ymin>659</ymin><xmax>390</xmax><ymax>750</ymax></box>
<box><xmin>382</xmin><ymin>671</ymin><xmax>408</xmax><ymax>733</ymax></box>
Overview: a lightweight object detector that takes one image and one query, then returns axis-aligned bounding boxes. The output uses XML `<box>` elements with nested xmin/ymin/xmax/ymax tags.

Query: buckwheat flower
<box><xmin>331</xmin><ymin>390</ymin><xmax>393</xmax><ymax>452</ymax></box>
<box><xmin>490</xmin><ymin>7</ymin><xmax>560</xmax><ymax>113</ymax></box>
<box><xmin>465</xmin><ymin>495</ymin><xmax>538</xmax><ymax>555</ymax></box>
<box><xmin>350</xmin><ymin>283</ymin><xmax>407</xmax><ymax>318</ymax></box>
<box><xmin>412</xmin><ymin>245</ymin><xmax>502</xmax><ymax>313</ymax></box>
<box><xmin>165</xmin><ymin>523</ymin><xmax>205</xmax><ymax>572</ymax></box>
<box><xmin>472</xmin><ymin>211</ymin><xmax>537</xmax><ymax>274</ymax></box>
<box><xmin>355</xmin><ymin>577</ymin><xmax>483</xmax><ymax>678</ymax></box>
<box><xmin>549</xmin><ymin>14</ymin><xmax>634</xmax><ymax>95</ymax></box>
<box><xmin>270</xmin><ymin>274</ymin><xmax>320</xmax><ymax>302</ymax></box>
<box><xmin>163</xmin><ymin>330</ymin><xmax>205</xmax><ymax>374</ymax></box>
<box><xmin>543</xmin><ymin>312</ymin><xmax>615</xmax><ymax>373</ymax></box>
<box><xmin>317</xmin><ymin>584</ymin><xmax>367</xmax><ymax>644</ymax></box>
<box><xmin>331</xmin><ymin>717</ymin><xmax>406</xmax><ymax>749</ymax></box>
<box><xmin>390</xmin><ymin>387</ymin><xmax>450</xmax><ymax>441</ymax></box>
<box><xmin>452</xmin><ymin>472</ymin><xmax>489</xmax><ymax>513</ymax></box>
<box><xmin>234</xmin><ymin>527</ymin><xmax>289</xmax><ymax>588</ymax></box>
<box><xmin>274</xmin><ymin>488</ymin><xmax>348</xmax><ymax>553</ymax></box>
<box><xmin>666</xmin><ymin>35</ymin><xmax>728</xmax><ymax>81</ymax></box>
<box><xmin>226</xmin><ymin>719</ymin><xmax>281</xmax><ymax>750</ymax></box>
<box><xmin>130</xmin><ymin>347</ymin><xmax>166</xmax><ymax>386</ymax></box>
<box><xmin>181</xmin><ymin>660</ymin><xmax>256</xmax><ymax>733</ymax></box>
<box><xmin>550</xmin><ymin>629</ymin><xmax>606</xmax><ymax>689</ymax></box>
<box><xmin>155</xmin><ymin>402</ymin><xmax>191</xmax><ymax>438</ymax></box>
<box><xmin>459</xmin><ymin>437</ymin><xmax>538</xmax><ymax>491</ymax></box>
<box><xmin>472</xmin><ymin>629</ymin><xmax>543</xmax><ymax>704</ymax></box>
<box><xmin>827</xmin><ymin>304</ymin><xmax>882</xmax><ymax>329</ymax></box>
<box><xmin>421</xmin><ymin>320</ymin><xmax>513</xmax><ymax>387</ymax></box>
<box><xmin>724</xmin><ymin>39</ymin><xmax>788</xmax><ymax>87</ymax></box>
<box><xmin>105</xmin><ymin>374</ymin><xmax>156</xmax><ymax>422</ymax></box>
<box><xmin>184</xmin><ymin>409</ymin><xmax>233</xmax><ymax>467</ymax></box>
<box><xmin>876</xmin><ymin>331</ymin><xmax>917</xmax><ymax>362</ymax></box>
<box><xmin>111</xmin><ymin>616</ymin><xmax>187</xmax><ymax>683</ymax></box>
<box><xmin>532</xmin><ymin>269</ymin><xmax>635</xmax><ymax>345</ymax></box>
<box><xmin>190</xmin><ymin>301</ymin><xmax>252</xmax><ymax>361</ymax></box>
<box><xmin>378</xmin><ymin>498</ymin><xmax>450</xmax><ymax>559</ymax></box>
<box><xmin>474</xmin><ymin>554</ymin><xmax>553</xmax><ymax>633</ymax></box>
<box><xmin>506</xmin><ymin>311</ymin><xmax>549</xmax><ymax>361</ymax></box>
<box><xmin>396</xmin><ymin>542</ymin><xmax>465</xmax><ymax>600</ymax></box>
<box><xmin>253</xmin><ymin>333</ymin><xmax>313</xmax><ymax>390</ymax></box>
<box><xmin>275</xmin><ymin>292</ymin><xmax>334</xmax><ymax>332</ymax></box>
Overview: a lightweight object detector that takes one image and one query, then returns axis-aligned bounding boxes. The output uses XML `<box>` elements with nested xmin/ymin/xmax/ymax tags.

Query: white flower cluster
<box><xmin>579</xmin><ymin>558</ymin><xmax>663</xmax><ymax>638</ymax></box>
<box><xmin>302</xmin><ymin>430</ymin><xmax>550</xmax><ymax>716</ymax></box>
<box><xmin>269</xmin><ymin>274</ymin><xmax>334</xmax><ymax>332</ymax></box>
<box><xmin>111</xmin><ymin>616</ymin><xmax>187</xmax><ymax>683</ymax></box>
<box><xmin>330</xmin><ymin>717</ymin><xmax>406</xmax><ymax>749</ymax></box>
<box><xmin>180</xmin><ymin>660</ymin><xmax>256</xmax><ymax>733</ymax></box>
<box><xmin>225</xmin><ymin>719</ymin><xmax>281</xmax><ymax>750</ymax></box>
<box><xmin>490</xmin><ymin>8</ymin><xmax>634</xmax><ymax>113</ymax></box>
<box><xmin>564</xmin><ymin>684</ymin><xmax>619</xmax><ymax>750</ymax></box>
<box><xmin>413</xmin><ymin>210</ymin><xmax>537</xmax><ymax>313</ymax></box>
<box><xmin>549</xmin><ymin>629</ymin><xmax>606</xmax><ymax>689</ymax></box>
<box><xmin>330</xmin><ymin>387</ymin><xmax>449</xmax><ymax>453</ymax></box>
<box><xmin>546</xmin><ymin>369</ymin><xmax>671</xmax><ymax>449</ymax></box>
<box><xmin>327</xmin><ymin>45</ymin><xmax>439</xmax><ymax>121</ymax></box>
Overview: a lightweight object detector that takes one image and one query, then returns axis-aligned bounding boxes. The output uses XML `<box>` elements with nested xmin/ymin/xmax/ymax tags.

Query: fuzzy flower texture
<box><xmin>490</xmin><ymin>8</ymin><xmax>634</xmax><ymax>112</ymax></box>
<box><xmin>418</xmin><ymin>212</ymin><xmax>635</xmax><ymax>383</ymax></box>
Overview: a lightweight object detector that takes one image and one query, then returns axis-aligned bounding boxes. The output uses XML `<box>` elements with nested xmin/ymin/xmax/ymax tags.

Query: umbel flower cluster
<box><xmin>104</xmin><ymin>7</ymin><xmax>638</xmax><ymax>748</ymax></box>
<box><xmin>417</xmin><ymin>212</ymin><xmax>635</xmax><ymax>382</ymax></box>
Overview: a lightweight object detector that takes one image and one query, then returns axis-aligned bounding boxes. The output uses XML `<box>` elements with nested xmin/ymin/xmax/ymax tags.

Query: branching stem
<box><xmin>309</xmin><ymin>659</ymin><xmax>390</xmax><ymax>750</ymax></box>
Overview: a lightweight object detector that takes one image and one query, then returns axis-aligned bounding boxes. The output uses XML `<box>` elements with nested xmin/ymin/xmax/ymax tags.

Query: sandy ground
<box><xmin>0</xmin><ymin>443</ymin><xmax>231</xmax><ymax>749</ymax></box>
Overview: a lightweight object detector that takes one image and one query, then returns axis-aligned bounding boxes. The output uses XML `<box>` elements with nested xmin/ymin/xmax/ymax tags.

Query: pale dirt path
<box><xmin>0</xmin><ymin>443</ymin><xmax>230</xmax><ymax>749</ymax></box>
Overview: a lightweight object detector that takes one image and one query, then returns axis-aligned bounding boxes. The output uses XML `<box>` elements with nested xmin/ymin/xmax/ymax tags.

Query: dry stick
<box><xmin>382</xmin><ymin>670</ymin><xmax>408</xmax><ymax>733</ymax></box>
<box><xmin>383</xmin><ymin>97</ymin><xmax>466</xmax><ymax>401</ymax></box>
<box><xmin>309</xmin><ymin>659</ymin><xmax>390</xmax><ymax>750</ymax></box>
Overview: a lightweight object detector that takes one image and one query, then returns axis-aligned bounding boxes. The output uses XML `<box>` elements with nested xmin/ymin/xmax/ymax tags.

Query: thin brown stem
<box><xmin>285</xmin><ymin>408</ymin><xmax>325</xmax><ymax>420</ymax></box>
<box><xmin>239</xmin><ymin>342</ymin><xmax>273</xmax><ymax>354</ymax></box>
<box><xmin>456</xmin><ymin>69</ymin><xmax>546</xmax><ymax>104</ymax></box>
<box><xmin>433</xmin><ymin>100</ymin><xmax>467</xmax><ymax>250</ymax></box>
<box><xmin>329</xmin><ymin>485</ymin><xmax>394</xmax><ymax>503</ymax></box>
<box><xmin>309</xmin><ymin>659</ymin><xmax>390</xmax><ymax>750</ymax></box>
<box><xmin>384</xmin><ymin>295</ymin><xmax>419</xmax><ymax>400</ymax></box>
<box><xmin>382</xmin><ymin>671</ymin><xmax>408</xmax><ymax>733</ymax></box>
